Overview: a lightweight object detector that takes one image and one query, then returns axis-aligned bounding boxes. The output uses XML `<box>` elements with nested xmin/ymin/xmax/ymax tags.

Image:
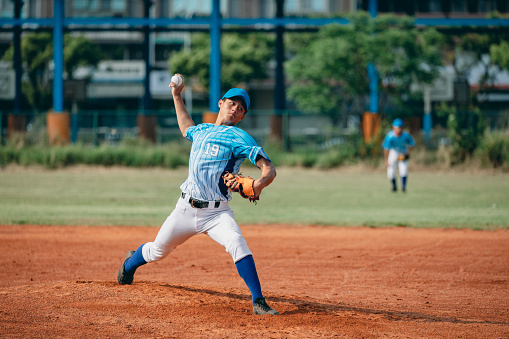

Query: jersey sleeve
<box><xmin>406</xmin><ymin>133</ymin><xmax>416</xmax><ymax>147</ymax></box>
<box><xmin>185</xmin><ymin>125</ymin><xmax>197</xmax><ymax>141</ymax></box>
<box><xmin>232</xmin><ymin>129</ymin><xmax>271</xmax><ymax>166</ymax></box>
<box><xmin>185</xmin><ymin>124</ymin><xmax>211</xmax><ymax>142</ymax></box>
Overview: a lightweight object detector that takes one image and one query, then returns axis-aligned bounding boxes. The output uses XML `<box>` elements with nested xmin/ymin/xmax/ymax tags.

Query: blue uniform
<box><xmin>383</xmin><ymin>130</ymin><xmax>415</xmax><ymax>192</ymax></box>
<box><xmin>181</xmin><ymin>124</ymin><xmax>270</xmax><ymax>201</ymax></box>
<box><xmin>382</xmin><ymin>130</ymin><xmax>415</xmax><ymax>154</ymax></box>
<box><xmin>118</xmin><ymin>85</ymin><xmax>280</xmax><ymax>315</ymax></box>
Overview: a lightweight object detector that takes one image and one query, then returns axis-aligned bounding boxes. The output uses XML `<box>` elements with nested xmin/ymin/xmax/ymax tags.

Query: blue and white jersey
<box><xmin>180</xmin><ymin>123</ymin><xmax>270</xmax><ymax>201</ymax></box>
<box><xmin>382</xmin><ymin>130</ymin><xmax>415</xmax><ymax>154</ymax></box>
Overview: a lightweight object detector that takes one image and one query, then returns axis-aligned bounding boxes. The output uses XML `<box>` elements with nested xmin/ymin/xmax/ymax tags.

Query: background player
<box><xmin>117</xmin><ymin>74</ymin><xmax>279</xmax><ymax>315</ymax></box>
<box><xmin>382</xmin><ymin>118</ymin><xmax>415</xmax><ymax>192</ymax></box>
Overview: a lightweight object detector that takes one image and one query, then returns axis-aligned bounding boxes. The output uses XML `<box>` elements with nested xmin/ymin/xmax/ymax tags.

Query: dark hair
<box><xmin>229</xmin><ymin>96</ymin><xmax>248</xmax><ymax>113</ymax></box>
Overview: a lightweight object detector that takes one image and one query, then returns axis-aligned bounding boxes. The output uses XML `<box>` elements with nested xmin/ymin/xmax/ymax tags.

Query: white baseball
<box><xmin>171</xmin><ymin>74</ymin><xmax>183</xmax><ymax>87</ymax></box>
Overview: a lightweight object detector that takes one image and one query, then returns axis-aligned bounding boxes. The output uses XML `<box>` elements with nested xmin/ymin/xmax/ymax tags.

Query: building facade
<box><xmin>1</xmin><ymin>0</ymin><xmax>509</xmax><ymax>112</ymax></box>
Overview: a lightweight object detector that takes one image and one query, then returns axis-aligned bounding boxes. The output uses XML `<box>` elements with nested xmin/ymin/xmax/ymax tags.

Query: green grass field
<box><xmin>0</xmin><ymin>166</ymin><xmax>508</xmax><ymax>229</ymax></box>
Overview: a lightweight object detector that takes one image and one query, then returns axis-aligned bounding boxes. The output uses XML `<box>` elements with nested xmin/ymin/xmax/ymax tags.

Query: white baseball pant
<box><xmin>387</xmin><ymin>149</ymin><xmax>409</xmax><ymax>180</ymax></box>
<box><xmin>142</xmin><ymin>194</ymin><xmax>252</xmax><ymax>264</ymax></box>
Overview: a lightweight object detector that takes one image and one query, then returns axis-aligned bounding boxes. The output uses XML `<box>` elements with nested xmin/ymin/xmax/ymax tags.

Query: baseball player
<box><xmin>382</xmin><ymin>118</ymin><xmax>415</xmax><ymax>192</ymax></box>
<box><xmin>117</xmin><ymin>74</ymin><xmax>279</xmax><ymax>315</ymax></box>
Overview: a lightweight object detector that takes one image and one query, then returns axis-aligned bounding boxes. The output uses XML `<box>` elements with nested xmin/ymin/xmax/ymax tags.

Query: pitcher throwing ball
<box><xmin>382</xmin><ymin>118</ymin><xmax>415</xmax><ymax>192</ymax></box>
<box><xmin>117</xmin><ymin>74</ymin><xmax>279</xmax><ymax>315</ymax></box>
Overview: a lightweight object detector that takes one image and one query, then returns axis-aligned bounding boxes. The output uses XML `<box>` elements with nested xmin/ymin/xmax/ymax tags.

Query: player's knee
<box><xmin>143</xmin><ymin>242</ymin><xmax>172</xmax><ymax>262</ymax></box>
<box><xmin>224</xmin><ymin>235</ymin><xmax>251</xmax><ymax>262</ymax></box>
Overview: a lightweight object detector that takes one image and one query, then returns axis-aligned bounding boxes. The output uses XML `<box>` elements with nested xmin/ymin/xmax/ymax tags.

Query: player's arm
<box><xmin>384</xmin><ymin>149</ymin><xmax>389</xmax><ymax>167</ymax></box>
<box><xmin>253</xmin><ymin>155</ymin><xmax>276</xmax><ymax>197</ymax></box>
<box><xmin>170</xmin><ymin>75</ymin><xmax>195</xmax><ymax>137</ymax></box>
<box><xmin>382</xmin><ymin>134</ymin><xmax>390</xmax><ymax>167</ymax></box>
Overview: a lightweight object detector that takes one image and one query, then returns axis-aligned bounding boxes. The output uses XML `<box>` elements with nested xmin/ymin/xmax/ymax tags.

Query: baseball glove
<box><xmin>397</xmin><ymin>154</ymin><xmax>410</xmax><ymax>161</ymax></box>
<box><xmin>223</xmin><ymin>172</ymin><xmax>259</xmax><ymax>203</ymax></box>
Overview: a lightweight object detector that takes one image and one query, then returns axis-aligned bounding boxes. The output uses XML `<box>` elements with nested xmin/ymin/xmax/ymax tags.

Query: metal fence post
<box><xmin>282</xmin><ymin>110</ymin><xmax>289</xmax><ymax>152</ymax></box>
<box><xmin>71</xmin><ymin>113</ymin><xmax>79</xmax><ymax>143</ymax></box>
<box><xmin>93</xmin><ymin>111</ymin><xmax>98</xmax><ymax>146</ymax></box>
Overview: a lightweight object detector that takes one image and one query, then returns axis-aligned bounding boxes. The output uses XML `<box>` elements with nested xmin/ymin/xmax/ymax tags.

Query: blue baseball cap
<box><xmin>392</xmin><ymin>118</ymin><xmax>404</xmax><ymax>127</ymax></box>
<box><xmin>221</xmin><ymin>88</ymin><xmax>250</xmax><ymax>112</ymax></box>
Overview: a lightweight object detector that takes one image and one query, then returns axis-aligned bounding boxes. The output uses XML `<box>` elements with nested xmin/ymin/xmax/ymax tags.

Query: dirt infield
<box><xmin>1</xmin><ymin>224</ymin><xmax>508</xmax><ymax>338</ymax></box>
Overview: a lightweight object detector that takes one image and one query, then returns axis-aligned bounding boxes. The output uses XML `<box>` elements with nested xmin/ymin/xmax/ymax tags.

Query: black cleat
<box><xmin>253</xmin><ymin>297</ymin><xmax>279</xmax><ymax>315</ymax></box>
<box><xmin>117</xmin><ymin>250</ymin><xmax>135</xmax><ymax>285</ymax></box>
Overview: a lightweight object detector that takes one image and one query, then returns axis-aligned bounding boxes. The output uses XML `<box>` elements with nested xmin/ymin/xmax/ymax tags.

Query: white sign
<box><xmin>0</xmin><ymin>71</ymin><xmax>15</xmax><ymax>100</ymax></box>
<box><xmin>150</xmin><ymin>70</ymin><xmax>172</xmax><ymax>97</ymax></box>
<box><xmin>427</xmin><ymin>72</ymin><xmax>454</xmax><ymax>101</ymax></box>
<box><xmin>87</xmin><ymin>82</ymin><xmax>144</xmax><ymax>98</ymax></box>
<box><xmin>411</xmin><ymin>68</ymin><xmax>454</xmax><ymax>102</ymax></box>
<box><xmin>93</xmin><ymin>60</ymin><xmax>145</xmax><ymax>81</ymax></box>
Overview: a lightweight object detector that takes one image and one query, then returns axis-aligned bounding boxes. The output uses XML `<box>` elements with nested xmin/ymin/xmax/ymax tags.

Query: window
<box><xmin>0</xmin><ymin>0</ymin><xmax>14</xmax><ymax>18</ymax></box>
<box><xmin>71</xmin><ymin>0</ymin><xmax>125</xmax><ymax>17</ymax></box>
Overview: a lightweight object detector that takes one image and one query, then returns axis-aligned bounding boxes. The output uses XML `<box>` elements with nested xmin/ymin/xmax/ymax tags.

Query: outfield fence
<box><xmin>1</xmin><ymin>109</ymin><xmax>508</xmax><ymax>151</ymax></box>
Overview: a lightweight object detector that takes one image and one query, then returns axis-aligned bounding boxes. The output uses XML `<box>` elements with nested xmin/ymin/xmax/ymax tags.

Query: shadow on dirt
<box><xmin>155</xmin><ymin>283</ymin><xmax>508</xmax><ymax>326</ymax></box>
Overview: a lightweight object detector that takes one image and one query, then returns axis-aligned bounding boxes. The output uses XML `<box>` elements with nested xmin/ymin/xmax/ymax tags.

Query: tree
<box><xmin>286</xmin><ymin>12</ymin><xmax>444</xmax><ymax>125</ymax></box>
<box><xmin>372</xmin><ymin>14</ymin><xmax>443</xmax><ymax>115</ymax></box>
<box><xmin>168</xmin><ymin>33</ymin><xmax>274</xmax><ymax>95</ymax></box>
<box><xmin>490</xmin><ymin>41</ymin><xmax>509</xmax><ymax>70</ymax></box>
<box><xmin>2</xmin><ymin>33</ymin><xmax>103</xmax><ymax>110</ymax></box>
<box><xmin>442</xmin><ymin>31</ymin><xmax>509</xmax><ymax>105</ymax></box>
<box><xmin>2</xmin><ymin>32</ymin><xmax>53</xmax><ymax>109</ymax></box>
<box><xmin>64</xmin><ymin>34</ymin><xmax>103</xmax><ymax>80</ymax></box>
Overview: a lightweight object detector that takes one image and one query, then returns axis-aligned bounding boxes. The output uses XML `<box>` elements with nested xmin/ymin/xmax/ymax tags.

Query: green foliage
<box><xmin>2</xmin><ymin>126</ymin><xmax>507</xmax><ymax>170</ymax></box>
<box><xmin>456</xmin><ymin>33</ymin><xmax>492</xmax><ymax>56</ymax></box>
<box><xmin>169</xmin><ymin>33</ymin><xmax>273</xmax><ymax>91</ymax></box>
<box><xmin>315</xmin><ymin>147</ymin><xmax>356</xmax><ymax>169</ymax></box>
<box><xmin>285</xmin><ymin>32</ymin><xmax>318</xmax><ymax>56</ymax></box>
<box><xmin>64</xmin><ymin>35</ymin><xmax>104</xmax><ymax>79</ymax></box>
<box><xmin>490</xmin><ymin>41</ymin><xmax>509</xmax><ymax>70</ymax></box>
<box><xmin>2</xmin><ymin>32</ymin><xmax>53</xmax><ymax>109</ymax></box>
<box><xmin>444</xmin><ymin>32</ymin><xmax>509</xmax><ymax>102</ymax></box>
<box><xmin>0</xmin><ymin>142</ymin><xmax>189</xmax><ymax>169</ymax></box>
<box><xmin>436</xmin><ymin>103</ymin><xmax>486</xmax><ymax>164</ymax></box>
<box><xmin>286</xmin><ymin>12</ymin><xmax>444</xmax><ymax>124</ymax></box>
<box><xmin>475</xmin><ymin>131</ymin><xmax>509</xmax><ymax>168</ymax></box>
<box><xmin>256</xmin><ymin>141</ymin><xmax>357</xmax><ymax>169</ymax></box>
<box><xmin>2</xmin><ymin>32</ymin><xmax>103</xmax><ymax>109</ymax></box>
<box><xmin>286</xmin><ymin>19</ymin><xmax>369</xmax><ymax>124</ymax></box>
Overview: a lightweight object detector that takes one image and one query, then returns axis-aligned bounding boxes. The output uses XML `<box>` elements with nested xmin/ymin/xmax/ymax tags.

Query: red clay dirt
<box><xmin>0</xmin><ymin>224</ymin><xmax>508</xmax><ymax>338</ymax></box>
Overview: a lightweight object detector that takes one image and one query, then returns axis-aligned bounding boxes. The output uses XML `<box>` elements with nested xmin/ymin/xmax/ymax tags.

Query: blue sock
<box><xmin>235</xmin><ymin>255</ymin><xmax>263</xmax><ymax>304</ymax></box>
<box><xmin>402</xmin><ymin>176</ymin><xmax>407</xmax><ymax>189</ymax></box>
<box><xmin>391</xmin><ymin>178</ymin><xmax>397</xmax><ymax>190</ymax></box>
<box><xmin>124</xmin><ymin>244</ymin><xmax>147</xmax><ymax>274</ymax></box>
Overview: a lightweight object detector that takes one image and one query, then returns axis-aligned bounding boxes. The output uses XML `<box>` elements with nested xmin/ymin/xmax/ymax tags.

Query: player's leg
<box><xmin>399</xmin><ymin>160</ymin><xmax>409</xmax><ymax>192</ymax></box>
<box><xmin>143</xmin><ymin>200</ymin><xmax>197</xmax><ymax>262</ymax></box>
<box><xmin>387</xmin><ymin>150</ymin><xmax>398</xmax><ymax>191</ymax></box>
<box><xmin>236</xmin><ymin>255</ymin><xmax>279</xmax><ymax>315</ymax></box>
<box><xmin>235</xmin><ymin>255</ymin><xmax>262</xmax><ymax>303</ymax></box>
<box><xmin>203</xmin><ymin>209</ymin><xmax>257</xmax><ymax>298</ymax></box>
<box><xmin>118</xmin><ymin>198</ymin><xmax>197</xmax><ymax>284</ymax></box>
<box><xmin>204</xmin><ymin>208</ymin><xmax>279</xmax><ymax>315</ymax></box>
